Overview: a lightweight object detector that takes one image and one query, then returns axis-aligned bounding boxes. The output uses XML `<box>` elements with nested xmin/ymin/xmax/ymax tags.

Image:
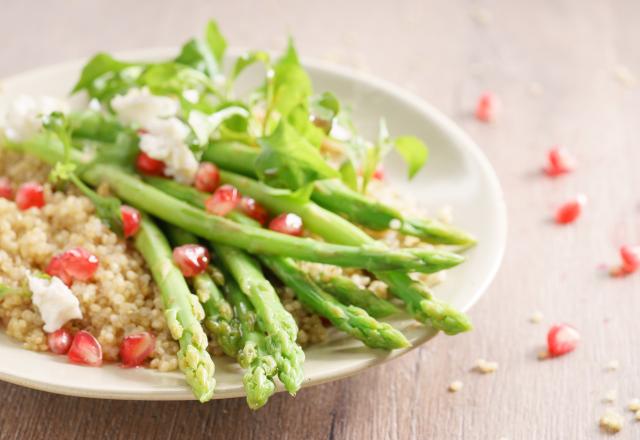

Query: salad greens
<box><xmin>1</xmin><ymin>19</ymin><xmax>476</xmax><ymax>407</ymax></box>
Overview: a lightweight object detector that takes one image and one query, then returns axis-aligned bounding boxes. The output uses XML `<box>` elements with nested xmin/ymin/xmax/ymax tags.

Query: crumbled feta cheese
<box><xmin>111</xmin><ymin>87</ymin><xmax>179</xmax><ymax>127</ymax></box>
<box><xmin>28</xmin><ymin>274</ymin><xmax>82</xmax><ymax>332</ymax></box>
<box><xmin>2</xmin><ymin>95</ymin><xmax>69</xmax><ymax>142</ymax></box>
<box><xmin>448</xmin><ymin>380</ymin><xmax>463</xmax><ymax>392</ymax></box>
<box><xmin>529</xmin><ymin>311</ymin><xmax>543</xmax><ymax>324</ymax></box>
<box><xmin>474</xmin><ymin>358</ymin><xmax>498</xmax><ymax>374</ymax></box>
<box><xmin>139</xmin><ymin>118</ymin><xmax>198</xmax><ymax>184</ymax></box>
<box><xmin>628</xmin><ymin>398</ymin><xmax>640</xmax><ymax>412</ymax></box>
<box><xmin>605</xmin><ymin>360</ymin><xmax>620</xmax><ymax>372</ymax></box>
<box><xmin>182</xmin><ymin>89</ymin><xmax>200</xmax><ymax>104</ymax></box>
<box><xmin>599</xmin><ymin>408</ymin><xmax>624</xmax><ymax>433</ymax></box>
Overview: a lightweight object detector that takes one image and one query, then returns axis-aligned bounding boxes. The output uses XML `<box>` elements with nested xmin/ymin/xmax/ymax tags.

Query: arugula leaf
<box><xmin>72</xmin><ymin>53</ymin><xmax>132</xmax><ymax>93</ymax></box>
<box><xmin>394</xmin><ymin>136</ymin><xmax>429</xmax><ymax>179</ymax></box>
<box><xmin>231</xmin><ymin>51</ymin><xmax>271</xmax><ymax>82</ymax></box>
<box><xmin>339</xmin><ymin>159</ymin><xmax>358</xmax><ymax>191</ymax></box>
<box><xmin>310</xmin><ymin>91</ymin><xmax>340</xmax><ymax>131</ymax></box>
<box><xmin>255</xmin><ymin>121</ymin><xmax>339</xmax><ymax>191</ymax></box>
<box><xmin>175</xmin><ymin>20</ymin><xmax>227</xmax><ymax>78</ymax></box>
<box><xmin>71</xmin><ymin>53</ymin><xmax>143</xmax><ymax>102</ymax></box>
<box><xmin>287</xmin><ymin>104</ymin><xmax>325</xmax><ymax>148</ymax></box>
<box><xmin>188</xmin><ymin>105</ymin><xmax>249</xmax><ymax>146</ymax></box>
<box><xmin>139</xmin><ymin>62</ymin><xmax>216</xmax><ymax>96</ymax></box>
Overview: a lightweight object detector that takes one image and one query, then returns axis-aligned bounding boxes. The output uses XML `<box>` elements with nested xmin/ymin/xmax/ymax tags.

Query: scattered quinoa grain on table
<box><xmin>474</xmin><ymin>358</ymin><xmax>498</xmax><ymax>374</ymax></box>
<box><xmin>599</xmin><ymin>408</ymin><xmax>624</xmax><ymax>434</ymax></box>
<box><xmin>603</xmin><ymin>389</ymin><xmax>617</xmax><ymax>404</ymax></box>
<box><xmin>628</xmin><ymin>398</ymin><xmax>640</xmax><ymax>412</ymax></box>
<box><xmin>605</xmin><ymin>360</ymin><xmax>620</xmax><ymax>372</ymax></box>
<box><xmin>529</xmin><ymin>311</ymin><xmax>543</xmax><ymax>324</ymax></box>
<box><xmin>448</xmin><ymin>380</ymin><xmax>463</xmax><ymax>392</ymax></box>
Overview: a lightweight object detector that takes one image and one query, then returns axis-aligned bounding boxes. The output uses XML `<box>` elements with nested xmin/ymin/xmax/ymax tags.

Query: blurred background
<box><xmin>1</xmin><ymin>1</ymin><xmax>639</xmax><ymax>439</ymax></box>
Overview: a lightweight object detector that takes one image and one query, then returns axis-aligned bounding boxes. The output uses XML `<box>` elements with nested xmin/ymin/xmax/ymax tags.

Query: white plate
<box><xmin>0</xmin><ymin>48</ymin><xmax>506</xmax><ymax>400</ymax></box>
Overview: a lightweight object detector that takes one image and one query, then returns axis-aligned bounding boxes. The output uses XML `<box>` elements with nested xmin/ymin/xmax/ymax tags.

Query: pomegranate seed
<box><xmin>173</xmin><ymin>244</ymin><xmax>210</xmax><ymax>277</ymax></box>
<box><xmin>47</xmin><ymin>328</ymin><xmax>73</xmax><ymax>354</ymax></box>
<box><xmin>475</xmin><ymin>92</ymin><xmax>499</xmax><ymax>122</ymax></box>
<box><xmin>194</xmin><ymin>162</ymin><xmax>221</xmax><ymax>193</ymax></box>
<box><xmin>545</xmin><ymin>147</ymin><xmax>575</xmax><ymax>176</ymax></box>
<box><xmin>68</xmin><ymin>330</ymin><xmax>103</xmax><ymax>366</ymax></box>
<box><xmin>120</xmin><ymin>332</ymin><xmax>156</xmax><ymax>368</ymax></box>
<box><xmin>120</xmin><ymin>205</ymin><xmax>141</xmax><ymax>238</ymax></box>
<box><xmin>555</xmin><ymin>194</ymin><xmax>587</xmax><ymax>224</ymax></box>
<box><xmin>205</xmin><ymin>184</ymin><xmax>240</xmax><ymax>216</ymax></box>
<box><xmin>620</xmin><ymin>245</ymin><xmax>640</xmax><ymax>274</ymax></box>
<box><xmin>15</xmin><ymin>182</ymin><xmax>45</xmax><ymax>210</ymax></box>
<box><xmin>45</xmin><ymin>254</ymin><xmax>72</xmax><ymax>286</ymax></box>
<box><xmin>0</xmin><ymin>177</ymin><xmax>13</xmax><ymax>200</ymax></box>
<box><xmin>240</xmin><ymin>197</ymin><xmax>269</xmax><ymax>225</ymax></box>
<box><xmin>372</xmin><ymin>165</ymin><xmax>385</xmax><ymax>181</ymax></box>
<box><xmin>269</xmin><ymin>213</ymin><xmax>304</xmax><ymax>236</ymax></box>
<box><xmin>60</xmin><ymin>247</ymin><xmax>99</xmax><ymax>282</ymax></box>
<box><xmin>547</xmin><ymin>323</ymin><xmax>580</xmax><ymax>357</ymax></box>
<box><xmin>136</xmin><ymin>152</ymin><xmax>166</xmax><ymax>176</ymax></box>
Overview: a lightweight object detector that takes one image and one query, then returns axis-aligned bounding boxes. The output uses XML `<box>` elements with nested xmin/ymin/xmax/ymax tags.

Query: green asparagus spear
<box><xmin>163</xmin><ymin>223</ymin><xmax>241</xmax><ymax>357</ymax></box>
<box><xmin>144</xmin><ymin>171</ymin><xmax>471</xmax><ymax>335</ymax></box>
<box><xmin>6</xmin><ymin>136</ymin><xmax>463</xmax><ymax>273</ymax></box>
<box><xmin>134</xmin><ymin>215</ymin><xmax>216</xmax><ymax>402</ymax></box>
<box><xmin>314</xmin><ymin>275</ymin><xmax>399</xmax><ymax>319</ymax></box>
<box><xmin>261</xmin><ymin>255</ymin><xmax>410</xmax><ymax>350</ymax></box>
<box><xmin>214</xmin><ymin>243</ymin><xmax>304</xmax><ymax>394</ymax></box>
<box><xmin>203</xmin><ymin>140</ymin><xmax>476</xmax><ymax>245</ymax></box>
<box><xmin>225</xmin><ymin>279</ymin><xmax>278</xmax><ymax>409</ymax></box>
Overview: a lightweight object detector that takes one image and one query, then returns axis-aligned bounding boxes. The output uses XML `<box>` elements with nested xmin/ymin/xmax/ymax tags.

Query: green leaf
<box><xmin>71</xmin><ymin>53</ymin><xmax>144</xmax><ymax>102</ymax></box>
<box><xmin>72</xmin><ymin>53</ymin><xmax>133</xmax><ymax>93</ymax></box>
<box><xmin>339</xmin><ymin>159</ymin><xmax>358</xmax><ymax>191</ymax></box>
<box><xmin>269</xmin><ymin>39</ymin><xmax>312</xmax><ymax>120</ymax></box>
<box><xmin>394</xmin><ymin>136</ymin><xmax>429</xmax><ymax>179</ymax></box>
<box><xmin>310</xmin><ymin>91</ymin><xmax>340</xmax><ymax>130</ymax></box>
<box><xmin>255</xmin><ymin>121</ymin><xmax>339</xmax><ymax>191</ymax></box>
<box><xmin>139</xmin><ymin>63</ymin><xmax>214</xmax><ymax>95</ymax></box>
<box><xmin>175</xmin><ymin>20</ymin><xmax>227</xmax><ymax>78</ymax></box>
<box><xmin>231</xmin><ymin>51</ymin><xmax>271</xmax><ymax>82</ymax></box>
<box><xmin>287</xmin><ymin>104</ymin><xmax>325</xmax><ymax>148</ymax></box>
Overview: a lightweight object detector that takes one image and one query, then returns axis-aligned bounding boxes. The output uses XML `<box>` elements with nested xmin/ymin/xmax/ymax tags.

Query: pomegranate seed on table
<box><xmin>47</xmin><ymin>328</ymin><xmax>73</xmax><ymax>354</ymax></box>
<box><xmin>120</xmin><ymin>205</ymin><xmax>141</xmax><ymax>238</ymax></box>
<box><xmin>173</xmin><ymin>244</ymin><xmax>210</xmax><ymax>277</ymax></box>
<box><xmin>120</xmin><ymin>332</ymin><xmax>156</xmax><ymax>368</ymax></box>
<box><xmin>45</xmin><ymin>254</ymin><xmax>72</xmax><ymax>286</ymax></box>
<box><xmin>0</xmin><ymin>177</ymin><xmax>13</xmax><ymax>200</ymax></box>
<box><xmin>555</xmin><ymin>194</ymin><xmax>587</xmax><ymax>224</ymax></box>
<box><xmin>269</xmin><ymin>213</ymin><xmax>304</xmax><ymax>236</ymax></box>
<box><xmin>15</xmin><ymin>182</ymin><xmax>45</xmax><ymax>210</ymax></box>
<box><xmin>135</xmin><ymin>152</ymin><xmax>166</xmax><ymax>176</ymax></box>
<box><xmin>68</xmin><ymin>330</ymin><xmax>103</xmax><ymax>366</ymax></box>
<box><xmin>547</xmin><ymin>323</ymin><xmax>580</xmax><ymax>357</ymax></box>
<box><xmin>372</xmin><ymin>165</ymin><xmax>385</xmax><ymax>181</ymax></box>
<box><xmin>194</xmin><ymin>162</ymin><xmax>221</xmax><ymax>193</ymax></box>
<box><xmin>545</xmin><ymin>147</ymin><xmax>576</xmax><ymax>176</ymax></box>
<box><xmin>619</xmin><ymin>245</ymin><xmax>640</xmax><ymax>274</ymax></box>
<box><xmin>475</xmin><ymin>92</ymin><xmax>499</xmax><ymax>122</ymax></box>
<box><xmin>205</xmin><ymin>184</ymin><xmax>240</xmax><ymax>216</ymax></box>
<box><xmin>240</xmin><ymin>197</ymin><xmax>269</xmax><ymax>225</ymax></box>
<box><xmin>60</xmin><ymin>247</ymin><xmax>99</xmax><ymax>282</ymax></box>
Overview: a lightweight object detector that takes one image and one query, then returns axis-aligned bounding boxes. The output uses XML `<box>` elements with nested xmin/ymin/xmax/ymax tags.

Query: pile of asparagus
<box><xmin>2</xmin><ymin>21</ymin><xmax>476</xmax><ymax>408</ymax></box>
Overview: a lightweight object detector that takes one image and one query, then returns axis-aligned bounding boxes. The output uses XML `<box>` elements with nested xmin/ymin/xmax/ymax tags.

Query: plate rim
<box><xmin>0</xmin><ymin>47</ymin><xmax>507</xmax><ymax>400</ymax></box>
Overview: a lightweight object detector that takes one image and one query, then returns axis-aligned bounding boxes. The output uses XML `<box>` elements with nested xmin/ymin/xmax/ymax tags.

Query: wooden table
<box><xmin>1</xmin><ymin>1</ymin><xmax>639</xmax><ymax>438</ymax></box>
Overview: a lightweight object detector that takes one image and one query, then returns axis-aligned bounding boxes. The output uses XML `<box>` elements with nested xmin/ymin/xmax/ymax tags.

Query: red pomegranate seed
<box><xmin>173</xmin><ymin>244</ymin><xmax>210</xmax><ymax>277</ymax></box>
<box><xmin>135</xmin><ymin>152</ymin><xmax>166</xmax><ymax>176</ymax></box>
<box><xmin>545</xmin><ymin>147</ymin><xmax>575</xmax><ymax>176</ymax></box>
<box><xmin>0</xmin><ymin>177</ymin><xmax>13</xmax><ymax>200</ymax></box>
<box><xmin>620</xmin><ymin>245</ymin><xmax>640</xmax><ymax>274</ymax></box>
<box><xmin>240</xmin><ymin>197</ymin><xmax>269</xmax><ymax>225</ymax></box>
<box><xmin>269</xmin><ymin>213</ymin><xmax>303</xmax><ymax>236</ymax></box>
<box><xmin>555</xmin><ymin>194</ymin><xmax>587</xmax><ymax>224</ymax></box>
<box><xmin>547</xmin><ymin>323</ymin><xmax>580</xmax><ymax>357</ymax></box>
<box><xmin>45</xmin><ymin>254</ymin><xmax>72</xmax><ymax>286</ymax></box>
<box><xmin>15</xmin><ymin>182</ymin><xmax>45</xmax><ymax>210</ymax></box>
<box><xmin>60</xmin><ymin>247</ymin><xmax>99</xmax><ymax>282</ymax></box>
<box><xmin>475</xmin><ymin>92</ymin><xmax>499</xmax><ymax>122</ymax></box>
<box><xmin>120</xmin><ymin>332</ymin><xmax>156</xmax><ymax>368</ymax></box>
<box><xmin>372</xmin><ymin>165</ymin><xmax>385</xmax><ymax>181</ymax></box>
<box><xmin>47</xmin><ymin>328</ymin><xmax>73</xmax><ymax>354</ymax></box>
<box><xmin>68</xmin><ymin>330</ymin><xmax>103</xmax><ymax>366</ymax></box>
<box><xmin>194</xmin><ymin>162</ymin><xmax>221</xmax><ymax>193</ymax></box>
<box><xmin>120</xmin><ymin>205</ymin><xmax>141</xmax><ymax>238</ymax></box>
<box><xmin>205</xmin><ymin>184</ymin><xmax>240</xmax><ymax>216</ymax></box>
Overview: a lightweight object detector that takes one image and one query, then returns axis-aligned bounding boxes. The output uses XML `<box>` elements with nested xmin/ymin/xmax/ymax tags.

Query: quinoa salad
<box><xmin>0</xmin><ymin>21</ymin><xmax>475</xmax><ymax>408</ymax></box>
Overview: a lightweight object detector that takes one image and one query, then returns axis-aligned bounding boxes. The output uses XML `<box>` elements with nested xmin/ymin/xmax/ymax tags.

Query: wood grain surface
<box><xmin>1</xmin><ymin>1</ymin><xmax>639</xmax><ymax>438</ymax></box>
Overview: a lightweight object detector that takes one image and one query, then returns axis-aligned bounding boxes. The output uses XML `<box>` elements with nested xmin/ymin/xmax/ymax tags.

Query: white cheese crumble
<box><xmin>2</xmin><ymin>95</ymin><xmax>69</xmax><ymax>142</ymax></box>
<box><xmin>111</xmin><ymin>87</ymin><xmax>179</xmax><ymax>127</ymax></box>
<box><xmin>27</xmin><ymin>274</ymin><xmax>82</xmax><ymax>333</ymax></box>
<box><xmin>139</xmin><ymin>118</ymin><xmax>199</xmax><ymax>184</ymax></box>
